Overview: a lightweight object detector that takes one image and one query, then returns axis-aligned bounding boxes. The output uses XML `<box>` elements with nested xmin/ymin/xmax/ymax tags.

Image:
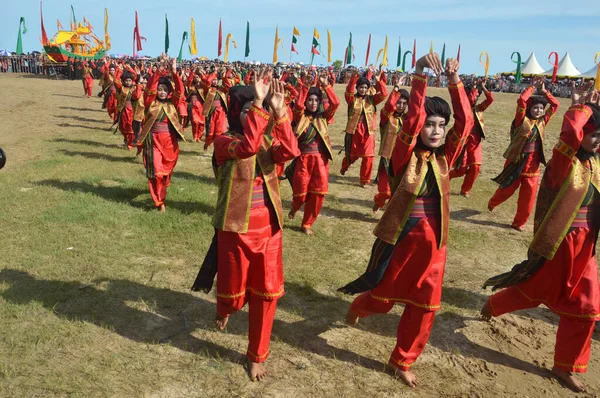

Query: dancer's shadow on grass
<box><xmin>0</xmin><ymin>269</ymin><xmax>244</xmax><ymax>364</ymax></box>
<box><xmin>58</xmin><ymin>106</ymin><xmax>104</xmax><ymax>113</ymax></box>
<box><xmin>55</xmin><ymin>115</ymin><xmax>103</xmax><ymax>124</ymax></box>
<box><xmin>50</xmin><ymin>138</ymin><xmax>122</xmax><ymax>149</ymax></box>
<box><xmin>58</xmin><ymin>149</ymin><xmax>137</xmax><ymax>164</ymax></box>
<box><xmin>57</xmin><ymin>122</ymin><xmax>107</xmax><ymax>132</ymax></box>
<box><xmin>0</xmin><ymin>270</ymin><xmax>383</xmax><ymax>372</ymax></box>
<box><xmin>450</xmin><ymin>209</ymin><xmax>511</xmax><ymax>230</ymax></box>
<box><xmin>52</xmin><ymin>93</ymin><xmax>86</xmax><ymax>99</ymax></box>
<box><xmin>328</xmin><ymin>173</ymin><xmax>362</xmax><ymax>187</ymax></box>
<box><xmin>281</xmin><ymin>199</ymin><xmax>375</xmax><ymax>224</ymax></box>
<box><xmin>36</xmin><ymin>179</ymin><xmax>215</xmax><ymax>215</ymax></box>
<box><xmin>172</xmin><ymin>171</ymin><xmax>216</xmax><ymax>186</ymax></box>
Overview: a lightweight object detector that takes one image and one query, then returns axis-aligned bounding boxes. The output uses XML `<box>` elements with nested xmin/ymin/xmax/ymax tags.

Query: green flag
<box><xmin>402</xmin><ymin>50</ymin><xmax>412</xmax><ymax>72</ymax></box>
<box><xmin>245</xmin><ymin>21</ymin><xmax>250</xmax><ymax>58</ymax></box>
<box><xmin>178</xmin><ymin>31</ymin><xmax>188</xmax><ymax>62</ymax></box>
<box><xmin>346</xmin><ymin>32</ymin><xmax>353</xmax><ymax>65</ymax></box>
<box><xmin>441</xmin><ymin>43</ymin><xmax>446</xmax><ymax>66</ymax></box>
<box><xmin>16</xmin><ymin>17</ymin><xmax>27</xmax><ymax>55</ymax></box>
<box><xmin>164</xmin><ymin>14</ymin><xmax>170</xmax><ymax>54</ymax></box>
<box><xmin>71</xmin><ymin>5</ymin><xmax>77</xmax><ymax>26</ymax></box>
<box><xmin>396</xmin><ymin>37</ymin><xmax>401</xmax><ymax>67</ymax></box>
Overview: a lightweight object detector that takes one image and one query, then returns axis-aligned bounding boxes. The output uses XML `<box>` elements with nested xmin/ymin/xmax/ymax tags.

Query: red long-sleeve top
<box><xmin>293</xmin><ymin>84</ymin><xmax>340</xmax><ymax>125</ymax></box>
<box><xmin>545</xmin><ymin>105</ymin><xmax>596</xmax><ymax>191</ymax></box>
<box><xmin>344</xmin><ymin>74</ymin><xmax>388</xmax><ymax>107</ymax></box>
<box><xmin>214</xmin><ymin>105</ymin><xmax>300</xmax><ymax>166</ymax></box>
<box><xmin>515</xmin><ymin>85</ymin><xmax>560</xmax><ymax>128</ymax></box>
<box><xmin>391</xmin><ymin>73</ymin><xmax>473</xmax><ymax>176</ymax></box>
<box><xmin>144</xmin><ymin>70</ymin><xmax>184</xmax><ymax>109</ymax></box>
<box><xmin>380</xmin><ymin>89</ymin><xmax>401</xmax><ymax>127</ymax></box>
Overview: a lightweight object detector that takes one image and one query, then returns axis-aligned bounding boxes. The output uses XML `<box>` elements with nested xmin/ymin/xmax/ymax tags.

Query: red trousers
<box><xmin>351</xmin><ymin>294</ymin><xmax>436</xmax><ymax>371</ymax></box>
<box><xmin>143</xmin><ymin>131</ymin><xmax>179</xmax><ymax>207</ymax></box>
<box><xmin>489</xmin><ymin>288</ymin><xmax>595</xmax><ymax>373</ymax></box>
<box><xmin>341</xmin><ymin>156</ymin><xmax>374</xmax><ymax>185</ymax></box>
<box><xmin>106</xmin><ymin>90</ymin><xmax>117</xmax><ymax>122</ymax></box>
<box><xmin>119</xmin><ymin>105</ymin><xmax>135</xmax><ymax>149</ymax></box>
<box><xmin>191</xmin><ymin>122</ymin><xmax>205</xmax><ymax>142</ymax></box>
<box><xmin>217</xmin><ymin>206</ymin><xmax>283</xmax><ymax>363</ymax></box>
<box><xmin>292</xmin><ymin>153</ymin><xmax>328</xmax><ymax>228</ymax></box>
<box><xmin>489</xmin><ymin>152</ymin><xmax>541</xmax><ymax>228</ymax></box>
<box><xmin>83</xmin><ymin>76</ymin><xmax>93</xmax><ymax>97</ymax></box>
<box><xmin>450</xmin><ymin>134</ymin><xmax>482</xmax><ymax>195</ymax></box>
<box><xmin>489</xmin><ymin>174</ymin><xmax>539</xmax><ymax>228</ymax></box>
<box><xmin>374</xmin><ymin>161</ymin><xmax>391</xmax><ymax>209</ymax></box>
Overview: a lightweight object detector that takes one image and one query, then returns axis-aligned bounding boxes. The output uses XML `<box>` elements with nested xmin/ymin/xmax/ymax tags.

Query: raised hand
<box><xmin>252</xmin><ymin>68</ymin><xmax>272</xmax><ymax>106</ymax></box>
<box><xmin>319</xmin><ymin>71</ymin><xmax>329</xmax><ymax>86</ymax></box>
<box><xmin>444</xmin><ymin>58</ymin><xmax>460</xmax><ymax>84</ymax></box>
<box><xmin>415</xmin><ymin>53</ymin><xmax>443</xmax><ymax>76</ymax></box>
<box><xmin>268</xmin><ymin>79</ymin><xmax>287</xmax><ymax>118</ymax></box>
<box><xmin>571</xmin><ymin>80</ymin><xmax>595</xmax><ymax>105</ymax></box>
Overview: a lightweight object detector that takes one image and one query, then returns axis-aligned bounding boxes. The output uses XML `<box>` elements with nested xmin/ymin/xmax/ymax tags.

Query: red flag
<box><xmin>218</xmin><ymin>19</ymin><xmax>223</xmax><ymax>57</ymax></box>
<box><xmin>291</xmin><ymin>43</ymin><xmax>298</xmax><ymax>54</ymax></box>
<box><xmin>311</xmin><ymin>46</ymin><xmax>320</xmax><ymax>55</ymax></box>
<box><xmin>40</xmin><ymin>1</ymin><xmax>49</xmax><ymax>45</ymax></box>
<box><xmin>548</xmin><ymin>51</ymin><xmax>559</xmax><ymax>83</ymax></box>
<box><xmin>134</xmin><ymin>12</ymin><xmax>143</xmax><ymax>52</ymax></box>
<box><xmin>411</xmin><ymin>39</ymin><xmax>416</xmax><ymax>68</ymax></box>
<box><xmin>457</xmin><ymin>45</ymin><xmax>461</xmax><ymax>63</ymax></box>
<box><xmin>365</xmin><ymin>34</ymin><xmax>371</xmax><ymax>66</ymax></box>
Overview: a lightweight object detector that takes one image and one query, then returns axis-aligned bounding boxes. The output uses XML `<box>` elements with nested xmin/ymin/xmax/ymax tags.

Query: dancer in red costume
<box><xmin>139</xmin><ymin>58</ymin><xmax>186</xmax><ymax>212</ymax></box>
<box><xmin>202</xmin><ymin>67</ymin><xmax>234</xmax><ymax>150</ymax></box>
<box><xmin>341</xmin><ymin>68</ymin><xmax>388</xmax><ymax>187</ymax></box>
<box><xmin>340</xmin><ymin>54</ymin><xmax>473</xmax><ymax>388</ymax></box>
<box><xmin>201</xmin><ymin>69</ymin><xmax>299</xmax><ymax>381</ymax></box>
<box><xmin>373</xmin><ymin>85</ymin><xmax>409</xmax><ymax>212</ymax></box>
<box><xmin>488</xmin><ymin>76</ymin><xmax>560</xmax><ymax>231</ymax></box>
<box><xmin>449</xmin><ymin>78</ymin><xmax>494</xmax><ymax>197</ymax></box>
<box><xmin>114</xmin><ymin>64</ymin><xmax>140</xmax><ymax>150</ymax></box>
<box><xmin>80</xmin><ymin>61</ymin><xmax>95</xmax><ymax>98</ymax></box>
<box><xmin>99</xmin><ymin>61</ymin><xmax>117</xmax><ymax>122</ymax></box>
<box><xmin>184</xmin><ymin>67</ymin><xmax>206</xmax><ymax>143</ymax></box>
<box><xmin>287</xmin><ymin>71</ymin><xmax>340</xmax><ymax>235</ymax></box>
<box><xmin>482</xmin><ymin>84</ymin><xmax>600</xmax><ymax>393</ymax></box>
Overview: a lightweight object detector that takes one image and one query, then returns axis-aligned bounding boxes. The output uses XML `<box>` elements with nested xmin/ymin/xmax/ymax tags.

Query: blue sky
<box><xmin>2</xmin><ymin>0</ymin><xmax>599</xmax><ymax>75</ymax></box>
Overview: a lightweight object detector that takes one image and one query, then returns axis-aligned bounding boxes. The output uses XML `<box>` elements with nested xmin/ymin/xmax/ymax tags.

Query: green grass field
<box><xmin>1</xmin><ymin>73</ymin><xmax>597</xmax><ymax>397</ymax></box>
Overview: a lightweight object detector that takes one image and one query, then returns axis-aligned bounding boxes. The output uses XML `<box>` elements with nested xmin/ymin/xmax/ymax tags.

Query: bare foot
<box><xmin>460</xmin><ymin>192</ymin><xmax>471</xmax><ymax>199</ymax></box>
<box><xmin>345</xmin><ymin>307</ymin><xmax>359</xmax><ymax>326</ymax></box>
<box><xmin>215</xmin><ymin>313</ymin><xmax>229</xmax><ymax>330</ymax></box>
<box><xmin>158</xmin><ymin>204</ymin><xmax>166</xmax><ymax>213</ymax></box>
<box><xmin>386</xmin><ymin>362</ymin><xmax>420</xmax><ymax>388</ymax></box>
<box><xmin>372</xmin><ymin>203</ymin><xmax>380</xmax><ymax>214</ymax></box>
<box><xmin>248</xmin><ymin>361</ymin><xmax>268</xmax><ymax>382</ymax></box>
<box><xmin>360</xmin><ymin>183</ymin><xmax>370</xmax><ymax>189</ymax></box>
<box><xmin>301</xmin><ymin>227</ymin><xmax>314</xmax><ymax>236</ymax></box>
<box><xmin>552</xmin><ymin>367</ymin><xmax>586</xmax><ymax>392</ymax></box>
<box><xmin>288</xmin><ymin>209</ymin><xmax>297</xmax><ymax>220</ymax></box>
<box><xmin>480</xmin><ymin>301</ymin><xmax>493</xmax><ymax>321</ymax></box>
<box><xmin>511</xmin><ymin>224</ymin><xmax>525</xmax><ymax>232</ymax></box>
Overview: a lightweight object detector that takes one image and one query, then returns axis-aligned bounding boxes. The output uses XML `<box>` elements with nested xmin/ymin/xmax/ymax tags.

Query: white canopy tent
<box><xmin>581</xmin><ymin>65</ymin><xmax>599</xmax><ymax>78</ymax></box>
<box><xmin>520</xmin><ymin>52</ymin><xmax>545</xmax><ymax>75</ymax></box>
<box><xmin>543</xmin><ymin>53</ymin><xmax>581</xmax><ymax>78</ymax></box>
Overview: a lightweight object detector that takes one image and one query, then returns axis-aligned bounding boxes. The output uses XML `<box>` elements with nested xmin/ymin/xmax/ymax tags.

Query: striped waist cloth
<box><xmin>212</xmin><ymin>99</ymin><xmax>222</xmax><ymax>107</ymax></box>
<box><xmin>299</xmin><ymin>140</ymin><xmax>324</xmax><ymax>154</ymax></box>
<box><xmin>523</xmin><ymin>140</ymin><xmax>538</xmax><ymax>153</ymax></box>
<box><xmin>151</xmin><ymin>120</ymin><xmax>171</xmax><ymax>134</ymax></box>
<box><xmin>408</xmin><ymin>197</ymin><xmax>441</xmax><ymax>219</ymax></box>
<box><xmin>251</xmin><ymin>182</ymin><xmax>270</xmax><ymax>209</ymax></box>
<box><xmin>571</xmin><ymin>206</ymin><xmax>597</xmax><ymax>228</ymax></box>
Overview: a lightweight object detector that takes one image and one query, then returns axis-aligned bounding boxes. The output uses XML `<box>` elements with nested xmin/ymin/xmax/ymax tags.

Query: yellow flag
<box><xmin>595</xmin><ymin>52</ymin><xmax>600</xmax><ymax>91</ymax></box>
<box><xmin>382</xmin><ymin>35</ymin><xmax>389</xmax><ymax>66</ymax></box>
<box><xmin>293</xmin><ymin>26</ymin><xmax>300</xmax><ymax>36</ymax></box>
<box><xmin>313</xmin><ymin>28</ymin><xmax>320</xmax><ymax>39</ymax></box>
<box><xmin>225</xmin><ymin>33</ymin><xmax>235</xmax><ymax>62</ymax></box>
<box><xmin>104</xmin><ymin>8</ymin><xmax>111</xmax><ymax>51</ymax></box>
<box><xmin>375</xmin><ymin>48</ymin><xmax>384</xmax><ymax>65</ymax></box>
<box><xmin>327</xmin><ymin>30</ymin><xmax>332</xmax><ymax>63</ymax></box>
<box><xmin>190</xmin><ymin>18</ymin><xmax>198</xmax><ymax>55</ymax></box>
<box><xmin>479</xmin><ymin>51</ymin><xmax>490</xmax><ymax>76</ymax></box>
<box><xmin>429</xmin><ymin>41</ymin><xmax>434</xmax><ymax>54</ymax></box>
